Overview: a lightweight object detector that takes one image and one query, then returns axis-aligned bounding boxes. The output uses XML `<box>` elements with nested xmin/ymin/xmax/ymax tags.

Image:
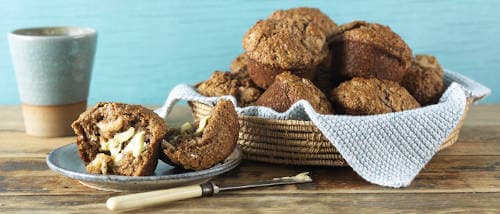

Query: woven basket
<box><xmin>189</xmin><ymin>99</ymin><xmax>473</xmax><ymax>167</ymax></box>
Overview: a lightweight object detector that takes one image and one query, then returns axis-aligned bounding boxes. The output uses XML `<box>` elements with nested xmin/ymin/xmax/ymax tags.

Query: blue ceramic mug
<box><xmin>8</xmin><ymin>26</ymin><xmax>97</xmax><ymax>137</ymax></box>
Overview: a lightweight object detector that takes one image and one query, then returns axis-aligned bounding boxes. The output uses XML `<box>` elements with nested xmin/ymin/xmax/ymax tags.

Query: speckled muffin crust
<box><xmin>196</xmin><ymin>71</ymin><xmax>239</xmax><ymax>97</ymax></box>
<box><xmin>160</xmin><ymin>99</ymin><xmax>239</xmax><ymax>170</ymax></box>
<box><xmin>71</xmin><ymin>102</ymin><xmax>167</xmax><ymax>176</ymax></box>
<box><xmin>230</xmin><ymin>53</ymin><xmax>249</xmax><ymax>75</ymax></box>
<box><xmin>196</xmin><ymin>69</ymin><xmax>262</xmax><ymax>107</ymax></box>
<box><xmin>230</xmin><ymin>54</ymin><xmax>263</xmax><ymax>106</ymax></box>
<box><xmin>255</xmin><ymin>71</ymin><xmax>333</xmax><ymax>114</ymax></box>
<box><xmin>330</xmin><ymin>77</ymin><xmax>420</xmax><ymax>115</ymax></box>
<box><xmin>401</xmin><ymin>54</ymin><xmax>444</xmax><ymax>105</ymax></box>
<box><xmin>268</xmin><ymin>7</ymin><xmax>338</xmax><ymax>37</ymax></box>
<box><xmin>313</xmin><ymin>50</ymin><xmax>338</xmax><ymax>94</ymax></box>
<box><xmin>268</xmin><ymin>7</ymin><xmax>338</xmax><ymax>92</ymax></box>
<box><xmin>329</xmin><ymin>21</ymin><xmax>412</xmax><ymax>82</ymax></box>
<box><xmin>243</xmin><ymin>18</ymin><xmax>329</xmax><ymax>88</ymax></box>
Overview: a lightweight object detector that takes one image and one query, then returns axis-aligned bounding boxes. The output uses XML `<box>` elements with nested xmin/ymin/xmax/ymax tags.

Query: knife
<box><xmin>106</xmin><ymin>172</ymin><xmax>312</xmax><ymax>211</ymax></box>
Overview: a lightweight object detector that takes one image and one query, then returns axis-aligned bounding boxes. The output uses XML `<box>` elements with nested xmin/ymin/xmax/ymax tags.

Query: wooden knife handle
<box><xmin>106</xmin><ymin>183</ymin><xmax>216</xmax><ymax>211</ymax></box>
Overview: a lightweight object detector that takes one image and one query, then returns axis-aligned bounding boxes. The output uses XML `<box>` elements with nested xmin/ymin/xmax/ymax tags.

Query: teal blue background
<box><xmin>1</xmin><ymin>1</ymin><xmax>498</xmax><ymax>104</ymax></box>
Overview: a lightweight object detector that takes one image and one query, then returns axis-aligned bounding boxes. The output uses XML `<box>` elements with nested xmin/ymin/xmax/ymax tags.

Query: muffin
<box><xmin>330</xmin><ymin>77</ymin><xmax>420</xmax><ymax>115</ymax></box>
<box><xmin>255</xmin><ymin>71</ymin><xmax>333</xmax><ymax>114</ymax></box>
<box><xmin>329</xmin><ymin>21</ymin><xmax>412</xmax><ymax>82</ymax></box>
<box><xmin>230</xmin><ymin>54</ymin><xmax>264</xmax><ymax>106</ymax></box>
<box><xmin>71</xmin><ymin>102</ymin><xmax>167</xmax><ymax>176</ymax></box>
<box><xmin>401</xmin><ymin>54</ymin><xmax>444</xmax><ymax>105</ymax></box>
<box><xmin>268</xmin><ymin>7</ymin><xmax>338</xmax><ymax>93</ymax></box>
<box><xmin>230</xmin><ymin>53</ymin><xmax>249</xmax><ymax>75</ymax></box>
<box><xmin>160</xmin><ymin>99</ymin><xmax>239</xmax><ymax>170</ymax></box>
<box><xmin>268</xmin><ymin>7</ymin><xmax>338</xmax><ymax>37</ymax></box>
<box><xmin>196</xmin><ymin>71</ymin><xmax>239</xmax><ymax>97</ymax></box>
<box><xmin>196</xmin><ymin>69</ymin><xmax>262</xmax><ymax>107</ymax></box>
<box><xmin>243</xmin><ymin>18</ymin><xmax>329</xmax><ymax>89</ymax></box>
<box><xmin>313</xmin><ymin>50</ymin><xmax>338</xmax><ymax>94</ymax></box>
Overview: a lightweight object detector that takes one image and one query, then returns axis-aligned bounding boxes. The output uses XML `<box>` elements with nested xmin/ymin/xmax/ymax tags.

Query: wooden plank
<box><xmin>438</xmin><ymin>125</ymin><xmax>500</xmax><ymax>156</ymax></box>
<box><xmin>1</xmin><ymin>193</ymin><xmax>498</xmax><ymax>213</ymax></box>
<box><xmin>463</xmin><ymin>105</ymin><xmax>500</xmax><ymax>127</ymax></box>
<box><xmin>1</xmin><ymin>155</ymin><xmax>498</xmax><ymax>195</ymax></box>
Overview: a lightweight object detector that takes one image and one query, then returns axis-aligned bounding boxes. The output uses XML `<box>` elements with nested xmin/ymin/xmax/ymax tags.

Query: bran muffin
<box><xmin>329</xmin><ymin>21</ymin><xmax>412</xmax><ymax>82</ymax></box>
<box><xmin>268</xmin><ymin>7</ymin><xmax>338</xmax><ymax>37</ymax></box>
<box><xmin>71</xmin><ymin>102</ymin><xmax>167</xmax><ymax>176</ymax></box>
<box><xmin>230</xmin><ymin>54</ymin><xmax>264</xmax><ymax>106</ymax></box>
<box><xmin>313</xmin><ymin>51</ymin><xmax>339</xmax><ymax>94</ymax></box>
<box><xmin>196</xmin><ymin>69</ymin><xmax>262</xmax><ymax>107</ymax></box>
<box><xmin>160</xmin><ymin>99</ymin><xmax>239</xmax><ymax>170</ymax></box>
<box><xmin>401</xmin><ymin>54</ymin><xmax>444</xmax><ymax>105</ymax></box>
<box><xmin>196</xmin><ymin>71</ymin><xmax>239</xmax><ymax>97</ymax></box>
<box><xmin>268</xmin><ymin>7</ymin><xmax>338</xmax><ymax>92</ymax></box>
<box><xmin>243</xmin><ymin>18</ymin><xmax>329</xmax><ymax>89</ymax></box>
<box><xmin>255</xmin><ymin>71</ymin><xmax>333</xmax><ymax>114</ymax></box>
<box><xmin>230</xmin><ymin>53</ymin><xmax>249</xmax><ymax>76</ymax></box>
<box><xmin>330</xmin><ymin>77</ymin><xmax>420</xmax><ymax>115</ymax></box>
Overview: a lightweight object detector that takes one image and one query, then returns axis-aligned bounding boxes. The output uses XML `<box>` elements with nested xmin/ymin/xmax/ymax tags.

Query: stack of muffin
<box><xmin>197</xmin><ymin>7</ymin><xmax>445</xmax><ymax>115</ymax></box>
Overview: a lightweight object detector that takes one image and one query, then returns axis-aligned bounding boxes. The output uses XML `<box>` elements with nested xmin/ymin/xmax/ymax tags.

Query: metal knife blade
<box><xmin>214</xmin><ymin>172</ymin><xmax>312</xmax><ymax>193</ymax></box>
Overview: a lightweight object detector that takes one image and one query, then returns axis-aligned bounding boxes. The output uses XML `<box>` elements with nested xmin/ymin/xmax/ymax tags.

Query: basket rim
<box><xmin>191</xmin><ymin>97</ymin><xmax>473</xmax><ymax>125</ymax></box>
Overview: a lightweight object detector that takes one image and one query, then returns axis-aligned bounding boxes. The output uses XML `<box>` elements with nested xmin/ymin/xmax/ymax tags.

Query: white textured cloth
<box><xmin>155</xmin><ymin>70</ymin><xmax>490</xmax><ymax>188</ymax></box>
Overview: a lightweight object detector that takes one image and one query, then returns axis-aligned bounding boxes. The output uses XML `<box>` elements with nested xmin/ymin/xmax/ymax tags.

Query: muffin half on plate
<box><xmin>160</xmin><ymin>99</ymin><xmax>239</xmax><ymax>170</ymax></box>
<box><xmin>71</xmin><ymin>102</ymin><xmax>167</xmax><ymax>176</ymax></box>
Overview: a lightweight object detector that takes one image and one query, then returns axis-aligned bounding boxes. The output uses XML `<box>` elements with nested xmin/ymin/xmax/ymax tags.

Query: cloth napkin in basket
<box><xmin>155</xmin><ymin>70</ymin><xmax>490</xmax><ymax>188</ymax></box>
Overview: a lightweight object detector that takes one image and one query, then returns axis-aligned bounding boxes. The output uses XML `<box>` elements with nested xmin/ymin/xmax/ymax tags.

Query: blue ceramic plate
<box><xmin>47</xmin><ymin>143</ymin><xmax>242</xmax><ymax>192</ymax></box>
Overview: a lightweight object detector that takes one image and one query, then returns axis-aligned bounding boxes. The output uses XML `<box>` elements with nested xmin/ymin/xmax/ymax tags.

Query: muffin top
<box><xmin>268</xmin><ymin>7</ymin><xmax>337</xmax><ymax>36</ymax></box>
<box><xmin>401</xmin><ymin>54</ymin><xmax>444</xmax><ymax>105</ymax></box>
<box><xmin>243</xmin><ymin>18</ymin><xmax>328</xmax><ymax>69</ymax></box>
<box><xmin>330</xmin><ymin>21</ymin><xmax>412</xmax><ymax>70</ymax></box>
<box><xmin>196</xmin><ymin>71</ymin><xmax>239</xmax><ymax>97</ymax></box>
<box><xmin>413</xmin><ymin>54</ymin><xmax>443</xmax><ymax>72</ymax></box>
<box><xmin>255</xmin><ymin>71</ymin><xmax>333</xmax><ymax>114</ymax></box>
<box><xmin>230</xmin><ymin>53</ymin><xmax>248</xmax><ymax>75</ymax></box>
<box><xmin>331</xmin><ymin>77</ymin><xmax>420</xmax><ymax>115</ymax></box>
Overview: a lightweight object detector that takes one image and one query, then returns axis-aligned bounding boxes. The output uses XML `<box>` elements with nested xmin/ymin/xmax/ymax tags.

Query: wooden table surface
<box><xmin>1</xmin><ymin>105</ymin><xmax>499</xmax><ymax>213</ymax></box>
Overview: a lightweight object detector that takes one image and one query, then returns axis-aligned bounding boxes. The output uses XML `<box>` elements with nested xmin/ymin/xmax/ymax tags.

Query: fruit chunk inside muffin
<box><xmin>161</xmin><ymin>117</ymin><xmax>209</xmax><ymax>160</ymax></box>
<box><xmin>160</xmin><ymin>99</ymin><xmax>239</xmax><ymax>170</ymax></box>
<box><xmin>87</xmin><ymin>125</ymin><xmax>146</xmax><ymax>174</ymax></box>
<box><xmin>72</xmin><ymin>102</ymin><xmax>167</xmax><ymax>176</ymax></box>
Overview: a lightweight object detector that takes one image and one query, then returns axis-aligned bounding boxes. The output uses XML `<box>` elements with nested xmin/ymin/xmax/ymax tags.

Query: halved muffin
<box><xmin>71</xmin><ymin>102</ymin><xmax>167</xmax><ymax>176</ymax></box>
<box><xmin>160</xmin><ymin>99</ymin><xmax>239</xmax><ymax>170</ymax></box>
